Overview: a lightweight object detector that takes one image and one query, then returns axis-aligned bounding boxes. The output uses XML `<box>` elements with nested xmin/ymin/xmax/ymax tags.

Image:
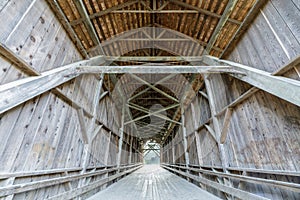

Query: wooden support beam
<box><xmin>91</xmin><ymin>125</ymin><xmax>103</xmax><ymax>142</ymax></box>
<box><xmin>129</xmin><ymin>74</ymin><xmax>179</xmax><ymax>103</ymax></box>
<box><xmin>70</xmin><ymin>0</ymin><xmax>139</xmax><ymax>26</ymax></box>
<box><xmin>205</xmin><ymin>0</ymin><xmax>239</xmax><ymax>54</ymax></box>
<box><xmin>125</xmin><ymin>103</ymin><xmax>181</xmax><ymax>125</ymax></box>
<box><xmin>198</xmin><ymin>91</ymin><xmax>208</xmax><ymax>99</ymax></box>
<box><xmin>99</xmin><ymin>91</ymin><xmax>109</xmax><ymax>102</ymax></box>
<box><xmin>117</xmin><ymin>106</ymin><xmax>125</xmax><ymax>168</ymax></box>
<box><xmin>79</xmin><ymin>65</ymin><xmax>236</xmax><ymax>74</ymax></box>
<box><xmin>0</xmin><ymin>44</ymin><xmax>40</xmax><ymax>76</ymax></box>
<box><xmin>104</xmin><ymin>131</ymin><xmax>112</xmax><ymax>165</ymax></box>
<box><xmin>110</xmin><ymin>10</ymin><xmax>209</xmax><ymax>14</ymax></box>
<box><xmin>109</xmin><ymin>74</ymin><xmax>140</xmax><ymax>136</ymax></box>
<box><xmin>203</xmin><ymin>56</ymin><xmax>300</xmax><ymax>107</ymax></box>
<box><xmin>157</xmin><ymin>1</ymin><xmax>169</xmax><ymax>10</ymax></box>
<box><xmin>204</xmin><ymin>74</ymin><xmax>230</xmax><ymax>172</ymax></box>
<box><xmin>220</xmin><ymin>108</ymin><xmax>233</xmax><ymax>144</ymax></box>
<box><xmin>0</xmin><ymin>56</ymin><xmax>105</xmax><ymax>114</ymax></box>
<box><xmin>169</xmin><ymin>0</ymin><xmax>241</xmax><ymax>25</ymax></box>
<box><xmin>76</xmin><ymin>108</ymin><xmax>89</xmax><ymax>144</ymax></box>
<box><xmin>106</xmin><ymin>56</ymin><xmax>204</xmax><ymax>62</ymax></box>
<box><xmin>87</xmin><ymin>73</ymin><xmax>104</xmax><ymax>136</ymax></box>
<box><xmin>119</xmin><ymin>38</ymin><xmax>191</xmax><ymax>41</ymax></box>
<box><xmin>0</xmin><ymin>43</ymin><xmax>101</xmax><ymax>126</ymax></box>
<box><xmin>128</xmin><ymin>136</ymin><xmax>134</xmax><ymax>164</ymax></box>
<box><xmin>45</xmin><ymin>0</ymin><xmax>88</xmax><ymax>58</ymax></box>
<box><xmin>190</xmin><ymin>103</ymin><xmax>203</xmax><ymax>165</ymax></box>
<box><xmin>73</xmin><ymin>0</ymin><xmax>104</xmax><ymax>54</ymax></box>
<box><xmin>204</xmin><ymin>125</ymin><xmax>218</xmax><ymax>142</ymax></box>
<box><xmin>128</xmin><ymin>74</ymin><xmax>177</xmax><ymax>102</ymax></box>
<box><xmin>181</xmin><ymin>107</ymin><xmax>190</xmax><ymax>168</ymax></box>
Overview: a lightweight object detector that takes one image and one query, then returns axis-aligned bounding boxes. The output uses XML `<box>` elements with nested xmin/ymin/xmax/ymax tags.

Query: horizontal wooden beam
<box><xmin>125</xmin><ymin>103</ymin><xmax>181</xmax><ymax>125</ymax></box>
<box><xmin>48</xmin><ymin>165</ymin><xmax>142</xmax><ymax>200</ymax></box>
<box><xmin>78</xmin><ymin>65</ymin><xmax>238</xmax><ymax>74</ymax></box>
<box><xmin>162</xmin><ymin>164</ymin><xmax>269</xmax><ymax>200</ymax></box>
<box><xmin>203</xmin><ymin>56</ymin><xmax>300</xmax><ymax>107</ymax></box>
<box><xmin>118</xmin><ymin>38</ymin><xmax>191</xmax><ymax>41</ymax></box>
<box><xmin>0</xmin><ymin>164</ymin><xmax>141</xmax><ymax>197</ymax></box>
<box><xmin>165</xmin><ymin>164</ymin><xmax>300</xmax><ymax>193</ymax></box>
<box><xmin>110</xmin><ymin>10</ymin><xmax>203</xmax><ymax>14</ymax></box>
<box><xmin>107</xmin><ymin>56</ymin><xmax>204</xmax><ymax>62</ymax></box>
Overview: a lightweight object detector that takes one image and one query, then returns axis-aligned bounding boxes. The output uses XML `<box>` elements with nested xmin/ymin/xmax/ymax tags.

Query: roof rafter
<box><xmin>70</xmin><ymin>0</ymin><xmax>139</xmax><ymax>26</ymax></box>
<box><xmin>205</xmin><ymin>0</ymin><xmax>239</xmax><ymax>54</ymax></box>
<box><xmin>169</xmin><ymin>0</ymin><xmax>241</xmax><ymax>25</ymax></box>
<box><xmin>73</xmin><ymin>0</ymin><xmax>104</xmax><ymax>54</ymax></box>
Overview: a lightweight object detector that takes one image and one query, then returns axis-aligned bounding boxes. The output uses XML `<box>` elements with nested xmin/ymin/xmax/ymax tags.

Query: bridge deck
<box><xmin>87</xmin><ymin>165</ymin><xmax>221</xmax><ymax>200</ymax></box>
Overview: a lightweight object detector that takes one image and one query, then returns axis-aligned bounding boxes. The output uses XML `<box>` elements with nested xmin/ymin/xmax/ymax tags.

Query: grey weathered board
<box><xmin>87</xmin><ymin>165</ymin><xmax>221</xmax><ymax>200</ymax></box>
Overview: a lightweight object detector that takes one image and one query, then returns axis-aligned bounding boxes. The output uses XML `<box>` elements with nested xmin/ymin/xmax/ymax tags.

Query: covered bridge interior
<box><xmin>0</xmin><ymin>0</ymin><xmax>300</xmax><ymax>199</ymax></box>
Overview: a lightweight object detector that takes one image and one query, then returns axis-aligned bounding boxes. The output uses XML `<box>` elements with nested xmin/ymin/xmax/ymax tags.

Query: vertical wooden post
<box><xmin>172</xmin><ymin>131</ymin><xmax>176</xmax><ymax>164</ymax></box>
<box><xmin>190</xmin><ymin>102</ymin><xmax>203</xmax><ymax>165</ymax></box>
<box><xmin>117</xmin><ymin>105</ymin><xmax>125</xmax><ymax>170</ymax></box>
<box><xmin>191</xmin><ymin>102</ymin><xmax>207</xmax><ymax>189</ymax></box>
<box><xmin>128</xmin><ymin>136</ymin><xmax>134</xmax><ymax>164</ymax></box>
<box><xmin>104</xmin><ymin>131</ymin><xmax>112</xmax><ymax>165</ymax></box>
<box><xmin>88</xmin><ymin>74</ymin><xmax>104</xmax><ymax>134</ymax></box>
<box><xmin>181</xmin><ymin>107</ymin><xmax>190</xmax><ymax>168</ymax></box>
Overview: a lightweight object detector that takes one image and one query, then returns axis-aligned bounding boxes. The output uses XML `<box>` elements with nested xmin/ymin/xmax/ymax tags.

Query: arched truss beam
<box><xmin>90</xmin><ymin>27</ymin><xmax>225</xmax><ymax>56</ymax></box>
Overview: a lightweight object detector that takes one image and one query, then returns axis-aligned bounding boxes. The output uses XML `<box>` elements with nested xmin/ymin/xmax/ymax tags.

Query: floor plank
<box><xmin>87</xmin><ymin>165</ymin><xmax>221</xmax><ymax>200</ymax></box>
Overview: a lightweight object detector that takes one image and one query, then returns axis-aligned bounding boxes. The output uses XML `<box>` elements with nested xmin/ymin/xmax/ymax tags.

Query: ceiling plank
<box><xmin>205</xmin><ymin>0</ymin><xmax>239</xmax><ymax>54</ymax></box>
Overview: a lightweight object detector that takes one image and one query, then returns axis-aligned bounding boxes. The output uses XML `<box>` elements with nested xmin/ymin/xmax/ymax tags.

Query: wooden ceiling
<box><xmin>47</xmin><ymin>0</ymin><xmax>263</xmax><ymax>58</ymax></box>
<box><xmin>46</xmin><ymin>0</ymin><xmax>266</xmax><ymax>142</ymax></box>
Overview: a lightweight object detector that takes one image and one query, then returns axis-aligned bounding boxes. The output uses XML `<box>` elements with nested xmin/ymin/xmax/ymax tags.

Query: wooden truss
<box><xmin>1</xmin><ymin>55</ymin><xmax>299</xmax><ymax>115</ymax></box>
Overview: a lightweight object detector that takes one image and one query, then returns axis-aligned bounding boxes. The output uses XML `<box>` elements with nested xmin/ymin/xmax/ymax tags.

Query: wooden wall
<box><xmin>163</xmin><ymin>0</ymin><xmax>300</xmax><ymax>199</ymax></box>
<box><xmin>0</xmin><ymin>1</ymin><xmax>142</xmax><ymax>199</ymax></box>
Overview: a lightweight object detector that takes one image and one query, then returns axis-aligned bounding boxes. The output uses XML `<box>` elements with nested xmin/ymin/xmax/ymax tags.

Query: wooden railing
<box><xmin>161</xmin><ymin>163</ymin><xmax>300</xmax><ymax>200</ymax></box>
<box><xmin>0</xmin><ymin>163</ymin><xmax>142</xmax><ymax>199</ymax></box>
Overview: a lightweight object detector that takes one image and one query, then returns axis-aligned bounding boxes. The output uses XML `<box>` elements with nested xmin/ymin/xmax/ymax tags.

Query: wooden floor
<box><xmin>87</xmin><ymin>165</ymin><xmax>221</xmax><ymax>200</ymax></box>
